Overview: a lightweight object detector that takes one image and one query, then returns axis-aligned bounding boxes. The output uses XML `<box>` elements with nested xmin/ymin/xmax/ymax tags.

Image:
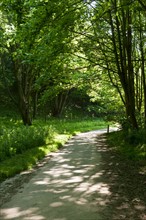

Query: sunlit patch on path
<box><xmin>1</xmin><ymin>128</ymin><xmax>146</xmax><ymax>220</ymax></box>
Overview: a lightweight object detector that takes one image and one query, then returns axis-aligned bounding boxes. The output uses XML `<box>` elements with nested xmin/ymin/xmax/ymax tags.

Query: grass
<box><xmin>0</xmin><ymin>117</ymin><xmax>110</xmax><ymax>182</ymax></box>
<box><xmin>44</xmin><ymin>117</ymin><xmax>109</xmax><ymax>134</ymax></box>
<box><xmin>106</xmin><ymin>129</ymin><xmax>146</xmax><ymax>164</ymax></box>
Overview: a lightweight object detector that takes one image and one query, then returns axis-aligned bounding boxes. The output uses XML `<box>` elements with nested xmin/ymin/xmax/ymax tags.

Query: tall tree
<box><xmin>0</xmin><ymin>0</ymin><xmax>84</xmax><ymax>124</ymax></box>
<box><xmin>79</xmin><ymin>0</ymin><xmax>146</xmax><ymax>129</ymax></box>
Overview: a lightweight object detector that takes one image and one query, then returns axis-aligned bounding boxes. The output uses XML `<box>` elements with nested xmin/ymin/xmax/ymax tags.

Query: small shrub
<box><xmin>0</xmin><ymin>125</ymin><xmax>54</xmax><ymax>161</ymax></box>
<box><xmin>0</xmin><ymin>117</ymin><xmax>108</xmax><ymax>181</ymax></box>
<box><xmin>107</xmin><ymin>128</ymin><xmax>146</xmax><ymax>161</ymax></box>
<box><xmin>124</xmin><ymin>129</ymin><xmax>146</xmax><ymax>146</ymax></box>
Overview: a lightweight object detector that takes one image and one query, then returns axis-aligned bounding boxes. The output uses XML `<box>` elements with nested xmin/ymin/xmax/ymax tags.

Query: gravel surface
<box><xmin>0</xmin><ymin>129</ymin><xmax>146</xmax><ymax>220</ymax></box>
<box><xmin>0</xmin><ymin>154</ymin><xmax>54</xmax><ymax>207</ymax></box>
<box><xmin>95</xmin><ymin>135</ymin><xmax>146</xmax><ymax>220</ymax></box>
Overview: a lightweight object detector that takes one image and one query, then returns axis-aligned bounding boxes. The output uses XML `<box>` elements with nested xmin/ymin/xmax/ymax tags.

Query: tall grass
<box><xmin>44</xmin><ymin>117</ymin><xmax>108</xmax><ymax>134</ymax></box>
<box><xmin>0</xmin><ymin>117</ymin><xmax>109</xmax><ymax>182</ymax></box>
<box><xmin>107</xmin><ymin>129</ymin><xmax>146</xmax><ymax>162</ymax></box>
<box><xmin>0</xmin><ymin>125</ymin><xmax>54</xmax><ymax>162</ymax></box>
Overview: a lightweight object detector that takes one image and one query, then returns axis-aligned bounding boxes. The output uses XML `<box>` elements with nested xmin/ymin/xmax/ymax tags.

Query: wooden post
<box><xmin>107</xmin><ymin>124</ymin><xmax>109</xmax><ymax>133</ymax></box>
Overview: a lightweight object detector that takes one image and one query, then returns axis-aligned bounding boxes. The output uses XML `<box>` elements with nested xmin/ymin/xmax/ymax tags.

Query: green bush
<box><xmin>124</xmin><ymin>129</ymin><xmax>146</xmax><ymax>145</ymax></box>
<box><xmin>107</xmin><ymin>128</ymin><xmax>146</xmax><ymax>161</ymax></box>
<box><xmin>0</xmin><ymin>125</ymin><xmax>53</xmax><ymax>162</ymax></box>
<box><xmin>0</xmin><ymin>117</ymin><xmax>108</xmax><ymax>182</ymax></box>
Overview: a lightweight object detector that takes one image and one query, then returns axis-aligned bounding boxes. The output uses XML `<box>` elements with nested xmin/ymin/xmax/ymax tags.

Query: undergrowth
<box><xmin>0</xmin><ymin>125</ymin><xmax>53</xmax><ymax>162</ymax></box>
<box><xmin>0</xmin><ymin>117</ymin><xmax>109</xmax><ymax>182</ymax></box>
<box><xmin>107</xmin><ymin>129</ymin><xmax>146</xmax><ymax>163</ymax></box>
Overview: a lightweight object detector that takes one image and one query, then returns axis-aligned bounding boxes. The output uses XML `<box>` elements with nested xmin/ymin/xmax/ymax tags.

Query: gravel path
<box><xmin>0</xmin><ymin>128</ymin><xmax>146</xmax><ymax>220</ymax></box>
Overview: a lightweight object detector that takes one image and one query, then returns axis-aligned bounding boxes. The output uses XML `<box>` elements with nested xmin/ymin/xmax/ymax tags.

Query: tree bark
<box><xmin>13</xmin><ymin>61</ymin><xmax>32</xmax><ymax>125</ymax></box>
<box><xmin>108</xmin><ymin>3</ymin><xmax>138</xmax><ymax>129</ymax></box>
<box><xmin>51</xmin><ymin>91</ymin><xmax>69</xmax><ymax>117</ymax></box>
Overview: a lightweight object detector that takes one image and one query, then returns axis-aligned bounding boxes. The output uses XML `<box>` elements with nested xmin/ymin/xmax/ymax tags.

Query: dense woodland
<box><xmin>0</xmin><ymin>0</ymin><xmax>146</xmax><ymax>128</ymax></box>
<box><xmin>1</xmin><ymin>0</ymin><xmax>146</xmax><ymax>181</ymax></box>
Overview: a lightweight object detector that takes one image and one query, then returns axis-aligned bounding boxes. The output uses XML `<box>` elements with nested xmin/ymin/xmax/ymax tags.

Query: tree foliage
<box><xmin>1</xmin><ymin>0</ymin><xmax>146</xmax><ymax>129</ymax></box>
<box><xmin>79</xmin><ymin>0</ymin><xmax>146</xmax><ymax>129</ymax></box>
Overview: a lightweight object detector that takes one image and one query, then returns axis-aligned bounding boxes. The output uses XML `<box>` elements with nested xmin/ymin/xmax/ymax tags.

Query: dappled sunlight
<box><xmin>62</xmin><ymin>176</ymin><xmax>83</xmax><ymax>184</ymax></box>
<box><xmin>0</xmin><ymin>130</ymin><xmax>106</xmax><ymax>220</ymax></box>
<box><xmin>1</xmin><ymin>129</ymin><xmax>146</xmax><ymax>220</ymax></box>
<box><xmin>1</xmin><ymin>207</ymin><xmax>43</xmax><ymax>220</ymax></box>
<box><xmin>87</xmin><ymin>183</ymin><xmax>111</xmax><ymax>195</ymax></box>
<box><xmin>96</xmin><ymin>135</ymin><xmax>146</xmax><ymax>220</ymax></box>
<box><xmin>35</xmin><ymin>178</ymin><xmax>50</xmax><ymax>185</ymax></box>
<box><xmin>50</xmin><ymin>202</ymin><xmax>64</xmax><ymax>208</ymax></box>
<box><xmin>134</xmin><ymin>204</ymin><xmax>146</xmax><ymax>211</ymax></box>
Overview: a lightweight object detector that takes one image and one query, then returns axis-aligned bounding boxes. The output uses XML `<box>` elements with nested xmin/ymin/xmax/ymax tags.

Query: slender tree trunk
<box><xmin>33</xmin><ymin>92</ymin><xmax>38</xmax><ymax>119</ymax></box>
<box><xmin>17</xmin><ymin>79</ymin><xmax>32</xmax><ymax>125</ymax></box>
<box><xmin>14</xmin><ymin>61</ymin><xmax>32</xmax><ymax>125</ymax></box>
<box><xmin>108</xmin><ymin>3</ymin><xmax>138</xmax><ymax>129</ymax></box>
<box><xmin>52</xmin><ymin>91</ymin><xmax>69</xmax><ymax>117</ymax></box>
<box><xmin>140</xmin><ymin>27</ymin><xmax>146</xmax><ymax>128</ymax></box>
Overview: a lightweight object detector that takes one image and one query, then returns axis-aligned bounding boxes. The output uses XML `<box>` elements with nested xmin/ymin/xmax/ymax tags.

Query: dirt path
<box><xmin>0</xmin><ymin>128</ymin><xmax>146</xmax><ymax>220</ymax></box>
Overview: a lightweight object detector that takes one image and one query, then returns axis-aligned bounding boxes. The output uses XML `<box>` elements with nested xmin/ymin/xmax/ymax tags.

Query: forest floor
<box><xmin>0</xmin><ymin>128</ymin><xmax>146</xmax><ymax>220</ymax></box>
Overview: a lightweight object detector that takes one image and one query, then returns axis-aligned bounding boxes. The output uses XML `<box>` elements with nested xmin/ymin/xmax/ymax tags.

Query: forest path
<box><xmin>0</xmin><ymin>128</ymin><xmax>146</xmax><ymax>220</ymax></box>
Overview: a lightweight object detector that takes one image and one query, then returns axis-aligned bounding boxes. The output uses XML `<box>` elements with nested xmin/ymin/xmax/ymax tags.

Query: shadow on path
<box><xmin>0</xmin><ymin>129</ymin><xmax>146</xmax><ymax>220</ymax></box>
<box><xmin>95</xmin><ymin>134</ymin><xmax>146</xmax><ymax>220</ymax></box>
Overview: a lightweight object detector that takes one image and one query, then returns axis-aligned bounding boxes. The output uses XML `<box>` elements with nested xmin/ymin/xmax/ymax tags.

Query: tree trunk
<box><xmin>13</xmin><ymin>61</ymin><xmax>32</xmax><ymax>126</ymax></box>
<box><xmin>17</xmin><ymin>78</ymin><xmax>32</xmax><ymax>125</ymax></box>
<box><xmin>19</xmin><ymin>99</ymin><xmax>32</xmax><ymax>125</ymax></box>
<box><xmin>51</xmin><ymin>91</ymin><xmax>69</xmax><ymax>117</ymax></box>
<box><xmin>139</xmin><ymin>13</ymin><xmax>146</xmax><ymax>127</ymax></box>
<box><xmin>108</xmin><ymin>3</ymin><xmax>138</xmax><ymax>129</ymax></box>
<box><xmin>32</xmin><ymin>92</ymin><xmax>38</xmax><ymax>119</ymax></box>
